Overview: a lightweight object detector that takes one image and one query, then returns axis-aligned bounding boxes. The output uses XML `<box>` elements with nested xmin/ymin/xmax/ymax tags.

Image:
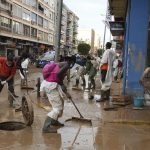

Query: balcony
<box><xmin>0</xmin><ymin>25</ymin><xmax>11</xmax><ymax>33</ymax></box>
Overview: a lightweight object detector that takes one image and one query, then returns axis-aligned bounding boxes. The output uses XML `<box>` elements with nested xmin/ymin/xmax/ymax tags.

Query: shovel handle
<box><xmin>69</xmin><ymin>98</ymin><xmax>84</xmax><ymax>118</ymax></box>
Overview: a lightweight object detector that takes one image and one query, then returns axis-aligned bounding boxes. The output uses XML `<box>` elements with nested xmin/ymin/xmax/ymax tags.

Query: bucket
<box><xmin>133</xmin><ymin>96</ymin><xmax>144</xmax><ymax>107</ymax></box>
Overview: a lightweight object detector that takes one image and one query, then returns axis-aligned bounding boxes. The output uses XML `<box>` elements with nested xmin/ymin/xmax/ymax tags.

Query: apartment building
<box><xmin>60</xmin><ymin>4</ymin><xmax>79</xmax><ymax>56</ymax></box>
<box><xmin>0</xmin><ymin>0</ymin><xmax>56</xmax><ymax>56</ymax></box>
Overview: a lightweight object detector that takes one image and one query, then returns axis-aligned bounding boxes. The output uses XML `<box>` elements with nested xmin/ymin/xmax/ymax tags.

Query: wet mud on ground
<box><xmin>0</xmin><ymin>66</ymin><xmax>150</xmax><ymax>150</ymax></box>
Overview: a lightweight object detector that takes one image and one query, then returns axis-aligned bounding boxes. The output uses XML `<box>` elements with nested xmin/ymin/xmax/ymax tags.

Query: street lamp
<box><xmin>102</xmin><ymin>22</ymin><xmax>106</xmax><ymax>51</ymax></box>
<box><xmin>102</xmin><ymin>19</ymin><xmax>110</xmax><ymax>51</ymax></box>
<box><xmin>101</xmin><ymin>1</ymin><xmax>111</xmax><ymax>53</ymax></box>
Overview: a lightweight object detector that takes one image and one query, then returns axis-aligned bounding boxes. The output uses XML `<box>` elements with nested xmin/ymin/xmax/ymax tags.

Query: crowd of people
<box><xmin>39</xmin><ymin>42</ymin><xmax>125</xmax><ymax>133</ymax></box>
<box><xmin>0</xmin><ymin>41</ymin><xmax>125</xmax><ymax>133</ymax></box>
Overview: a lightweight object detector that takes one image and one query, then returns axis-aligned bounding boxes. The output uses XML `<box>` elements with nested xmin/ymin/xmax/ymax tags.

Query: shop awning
<box><xmin>108</xmin><ymin>0</ymin><xmax>127</xmax><ymax>20</ymax></box>
<box><xmin>109</xmin><ymin>21</ymin><xmax>124</xmax><ymax>36</ymax></box>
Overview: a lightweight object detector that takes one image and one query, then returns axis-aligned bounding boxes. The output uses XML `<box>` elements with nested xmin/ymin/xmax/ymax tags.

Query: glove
<box><xmin>1</xmin><ymin>81</ymin><xmax>6</xmax><ymax>85</ymax></box>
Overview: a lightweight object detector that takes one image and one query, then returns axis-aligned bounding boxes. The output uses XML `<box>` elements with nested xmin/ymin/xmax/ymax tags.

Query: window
<box><xmin>49</xmin><ymin>22</ymin><xmax>54</xmax><ymax>31</ymax></box>
<box><xmin>38</xmin><ymin>30</ymin><xmax>43</xmax><ymax>40</ymax></box>
<box><xmin>23</xmin><ymin>9</ymin><xmax>30</xmax><ymax>21</ymax></box>
<box><xmin>13</xmin><ymin>21</ymin><xmax>23</xmax><ymax>34</ymax></box>
<box><xmin>48</xmin><ymin>34</ymin><xmax>53</xmax><ymax>43</ymax></box>
<box><xmin>38</xmin><ymin>3</ymin><xmax>44</xmax><ymax>13</ymax></box>
<box><xmin>31</xmin><ymin>12</ymin><xmax>37</xmax><ymax>24</ymax></box>
<box><xmin>23</xmin><ymin>25</ymin><xmax>30</xmax><ymax>36</ymax></box>
<box><xmin>0</xmin><ymin>16</ymin><xmax>11</xmax><ymax>29</ymax></box>
<box><xmin>30</xmin><ymin>0</ymin><xmax>37</xmax><ymax>8</ymax></box>
<box><xmin>22</xmin><ymin>0</ymin><xmax>30</xmax><ymax>6</ymax></box>
<box><xmin>50</xmin><ymin>0</ymin><xmax>54</xmax><ymax>8</ymax></box>
<box><xmin>43</xmin><ymin>32</ymin><xmax>48</xmax><ymax>42</ymax></box>
<box><xmin>44</xmin><ymin>0</ymin><xmax>49</xmax><ymax>4</ymax></box>
<box><xmin>43</xmin><ymin>19</ymin><xmax>48</xmax><ymax>29</ymax></box>
<box><xmin>12</xmin><ymin>4</ymin><xmax>22</xmax><ymax>18</ymax></box>
<box><xmin>0</xmin><ymin>0</ymin><xmax>11</xmax><ymax>11</ymax></box>
<box><xmin>44</xmin><ymin>8</ymin><xmax>49</xmax><ymax>17</ymax></box>
<box><xmin>31</xmin><ymin>27</ymin><xmax>37</xmax><ymax>38</ymax></box>
<box><xmin>38</xmin><ymin>16</ymin><xmax>43</xmax><ymax>27</ymax></box>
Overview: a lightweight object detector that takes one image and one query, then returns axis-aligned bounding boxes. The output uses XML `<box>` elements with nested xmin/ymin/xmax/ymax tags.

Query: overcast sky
<box><xmin>63</xmin><ymin>0</ymin><xmax>111</xmax><ymax>45</ymax></box>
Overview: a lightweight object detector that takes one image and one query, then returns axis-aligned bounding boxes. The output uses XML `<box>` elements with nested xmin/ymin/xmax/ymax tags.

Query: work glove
<box><xmin>1</xmin><ymin>81</ymin><xmax>6</xmax><ymax>85</ymax></box>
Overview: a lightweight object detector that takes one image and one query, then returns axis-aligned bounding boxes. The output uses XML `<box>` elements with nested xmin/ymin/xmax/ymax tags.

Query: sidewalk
<box><xmin>0</xmin><ymin>68</ymin><xmax>150</xmax><ymax>150</ymax></box>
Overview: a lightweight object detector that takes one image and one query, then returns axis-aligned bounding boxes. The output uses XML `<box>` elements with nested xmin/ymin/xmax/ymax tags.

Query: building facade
<box><xmin>108</xmin><ymin>0</ymin><xmax>150</xmax><ymax>95</ymax></box>
<box><xmin>0</xmin><ymin>0</ymin><xmax>56</xmax><ymax>56</ymax></box>
<box><xmin>60</xmin><ymin>4</ymin><xmax>79</xmax><ymax>56</ymax></box>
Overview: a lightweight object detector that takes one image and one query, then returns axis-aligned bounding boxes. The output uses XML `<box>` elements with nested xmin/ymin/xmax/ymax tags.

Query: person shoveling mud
<box><xmin>40</xmin><ymin>56</ymin><xmax>76</xmax><ymax>133</ymax></box>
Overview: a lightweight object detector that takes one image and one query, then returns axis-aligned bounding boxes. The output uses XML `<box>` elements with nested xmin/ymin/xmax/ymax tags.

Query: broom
<box><xmin>65</xmin><ymin>98</ymin><xmax>92</xmax><ymax>124</ymax></box>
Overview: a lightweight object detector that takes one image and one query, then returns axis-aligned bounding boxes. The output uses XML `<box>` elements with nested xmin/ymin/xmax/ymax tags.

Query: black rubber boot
<box><xmin>88</xmin><ymin>94</ymin><xmax>94</xmax><ymax>100</ymax></box>
<box><xmin>54</xmin><ymin>120</ymin><xmax>64</xmax><ymax>127</ymax></box>
<box><xmin>105</xmin><ymin>89</ymin><xmax>110</xmax><ymax>100</ymax></box>
<box><xmin>76</xmin><ymin>79</ymin><xmax>79</xmax><ymax>87</ymax></box>
<box><xmin>96</xmin><ymin>90</ymin><xmax>105</xmax><ymax>102</ymax></box>
<box><xmin>42</xmin><ymin>116</ymin><xmax>58</xmax><ymax>133</ymax></box>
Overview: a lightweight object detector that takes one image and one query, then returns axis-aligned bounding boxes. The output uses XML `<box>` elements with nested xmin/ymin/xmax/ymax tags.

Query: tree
<box><xmin>77</xmin><ymin>43</ymin><xmax>91</xmax><ymax>55</ymax></box>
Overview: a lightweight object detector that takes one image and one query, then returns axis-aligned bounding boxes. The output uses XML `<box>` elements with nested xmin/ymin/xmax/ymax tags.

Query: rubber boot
<box><xmin>42</xmin><ymin>116</ymin><xmax>57</xmax><ymax>133</ymax></box>
<box><xmin>96</xmin><ymin>90</ymin><xmax>105</xmax><ymax>102</ymax></box>
<box><xmin>54</xmin><ymin>120</ymin><xmax>64</xmax><ymax>127</ymax></box>
<box><xmin>105</xmin><ymin>89</ymin><xmax>110</xmax><ymax>100</ymax></box>
<box><xmin>73</xmin><ymin>79</ymin><xmax>79</xmax><ymax>88</ymax></box>
<box><xmin>76</xmin><ymin>79</ymin><xmax>79</xmax><ymax>87</ymax></box>
<box><xmin>88</xmin><ymin>92</ymin><xmax>94</xmax><ymax>100</ymax></box>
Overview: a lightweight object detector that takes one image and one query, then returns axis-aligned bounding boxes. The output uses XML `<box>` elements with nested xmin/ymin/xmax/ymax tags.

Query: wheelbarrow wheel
<box><xmin>22</xmin><ymin>95</ymin><xmax>34</xmax><ymax>126</ymax></box>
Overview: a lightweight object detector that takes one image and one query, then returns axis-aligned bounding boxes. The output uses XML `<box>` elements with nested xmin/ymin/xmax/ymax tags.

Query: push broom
<box><xmin>65</xmin><ymin>98</ymin><xmax>92</xmax><ymax>124</ymax></box>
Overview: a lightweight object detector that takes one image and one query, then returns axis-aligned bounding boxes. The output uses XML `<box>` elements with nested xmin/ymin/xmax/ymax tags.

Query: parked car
<box><xmin>36</xmin><ymin>52</ymin><xmax>55</xmax><ymax>68</ymax></box>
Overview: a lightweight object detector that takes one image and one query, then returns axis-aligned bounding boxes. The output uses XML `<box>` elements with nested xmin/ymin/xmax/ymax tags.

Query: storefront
<box><xmin>108</xmin><ymin>0</ymin><xmax>150</xmax><ymax>95</ymax></box>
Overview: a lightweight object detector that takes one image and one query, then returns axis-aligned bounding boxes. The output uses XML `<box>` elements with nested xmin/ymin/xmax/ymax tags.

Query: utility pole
<box><xmin>102</xmin><ymin>24</ymin><xmax>106</xmax><ymax>52</ymax></box>
<box><xmin>55</xmin><ymin>0</ymin><xmax>63</xmax><ymax>62</ymax></box>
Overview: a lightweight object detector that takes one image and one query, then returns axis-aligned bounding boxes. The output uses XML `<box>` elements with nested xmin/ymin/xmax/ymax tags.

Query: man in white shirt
<box><xmin>97</xmin><ymin>42</ymin><xmax>115</xmax><ymax>102</ymax></box>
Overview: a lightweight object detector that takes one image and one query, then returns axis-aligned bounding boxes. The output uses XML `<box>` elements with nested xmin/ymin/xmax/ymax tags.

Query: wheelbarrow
<box><xmin>7</xmin><ymin>88</ymin><xmax>34</xmax><ymax>126</ymax></box>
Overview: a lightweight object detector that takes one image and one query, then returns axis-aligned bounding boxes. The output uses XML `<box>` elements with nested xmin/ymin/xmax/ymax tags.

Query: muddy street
<box><xmin>0</xmin><ymin>66</ymin><xmax>150</xmax><ymax>150</ymax></box>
